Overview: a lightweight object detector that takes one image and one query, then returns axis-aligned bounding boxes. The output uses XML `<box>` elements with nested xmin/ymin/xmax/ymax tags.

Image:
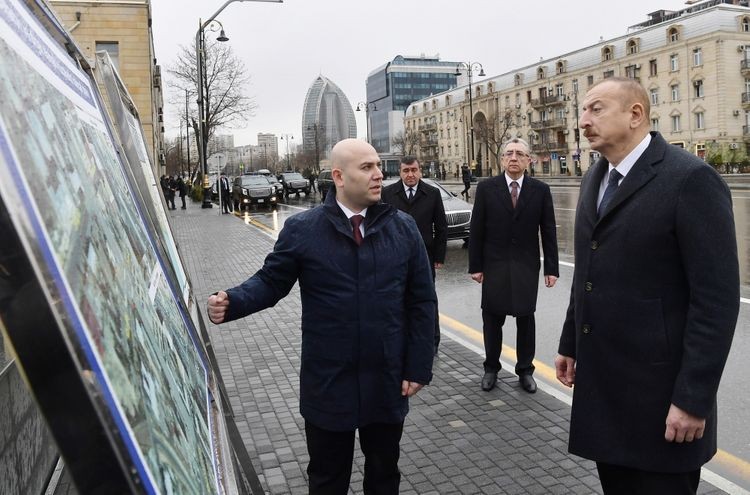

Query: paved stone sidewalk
<box><xmin>169</xmin><ymin>204</ymin><xmax>726</xmax><ymax>495</ymax></box>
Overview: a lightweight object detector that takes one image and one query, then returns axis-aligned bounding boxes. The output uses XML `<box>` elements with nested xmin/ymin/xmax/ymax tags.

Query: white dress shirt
<box><xmin>596</xmin><ymin>133</ymin><xmax>651</xmax><ymax>209</ymax></box>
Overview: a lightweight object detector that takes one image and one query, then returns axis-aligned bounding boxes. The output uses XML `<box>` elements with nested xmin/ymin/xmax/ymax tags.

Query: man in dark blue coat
<box><xmin>207</xmin><ymin>138</ymin><xmax>436</xmax><ymax>494</ymax></box>
<box><xmin>555</xmin><ymin>77</ymin><xmax>738</xmax><ymax>494</ymax></box>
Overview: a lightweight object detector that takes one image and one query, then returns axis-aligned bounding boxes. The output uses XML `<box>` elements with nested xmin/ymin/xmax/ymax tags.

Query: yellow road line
<box><xmin>438</xmin><ymin>311</ymin><xmax>750</xmax><ymax>485</ymax></box>
<box><xmin>237</xmin><ymin>212</ymin><xmax>276</xmax><ymax>235</ymax></box>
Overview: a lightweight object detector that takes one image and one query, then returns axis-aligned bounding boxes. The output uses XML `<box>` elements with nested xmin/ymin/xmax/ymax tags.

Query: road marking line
<box><xmin>438</xmin><ymin>312</ymin><xmax>750</xmax><ymax>493</ymax></box>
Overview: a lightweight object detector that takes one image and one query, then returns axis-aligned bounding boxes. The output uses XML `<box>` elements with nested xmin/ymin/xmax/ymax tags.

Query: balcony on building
<box><xmin>532</xmin><ymin>142</ymin><xmax>569</xmax><ymax>154</ymax></box>
<box><xmin>530</xmin><ymin>118</ymin><xmax>567</xmax><ymax>130</ymax></box>
<box><xmin>742</xmin><ymin>92</ymin><xmax>750</xmax><ymax>108</ymax></box>
<box><xmin>419</xmin><ymin>122</ymin><xmax>437</xmax><ymax>131</ymax></box>
<box><xmin>743</xmin><ymin>125</ymin><xmax>750</xmax><ymax>140</ymax></box>
<box><xmin>530</xmin><ymin>94</ymin><xmax>566</xmax><ymax>109</ymax></box>
<box><xmin>742</xmin><ymin>58</ymin><xmax>750</xmax><ymax>76</ymax></box>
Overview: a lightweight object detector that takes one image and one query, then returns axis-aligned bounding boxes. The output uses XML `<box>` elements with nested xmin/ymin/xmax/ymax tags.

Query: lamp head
<box><xmin>217</xmin><ymin>29</ymin><xmax>229</xmax><ymax>42</ymax></box>
<box><xmin>454</xmin><ymin>65</ymin><xmax>462</xmax><ymax>76</ymax></box>
<box><xmin>478</xmin><ymin>68</ymin><xmax>486</xmax><ymax>77</ymax></box>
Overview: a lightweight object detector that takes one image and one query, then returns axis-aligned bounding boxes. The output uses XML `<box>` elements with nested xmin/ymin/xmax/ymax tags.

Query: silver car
<box><xmin>383</xmin><ymin>178</ymin><xmax>472</xmax><ymax>242</ymax></box>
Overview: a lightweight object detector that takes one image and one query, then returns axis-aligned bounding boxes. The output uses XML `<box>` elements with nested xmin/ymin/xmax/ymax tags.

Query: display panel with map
<box><xmin>0</xmin><ymin>0</ymin><xmax>222</xmax><ymax>492</ymax></box>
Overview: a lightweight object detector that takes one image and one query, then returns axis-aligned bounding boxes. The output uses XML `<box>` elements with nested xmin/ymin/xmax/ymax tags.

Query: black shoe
<box><xmin>481</xmin><ymin>371</ymin><xmax>497</xmax><ymax>391</ymax></box>
<box><xmin>181</xmin><ymin>206</ymin><xmax>186</xmax><ymax>210</ymax></box>
<box><xmin>519</xmin><ymin>374</ymin><xmax>537</xmax><ymax>393</ymax></box>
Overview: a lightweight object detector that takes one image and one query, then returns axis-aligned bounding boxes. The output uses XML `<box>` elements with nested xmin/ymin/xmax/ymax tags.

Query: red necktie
<box><xmin>511</xmin><ymin>181</ymin><xmax>519</xmax><ymax>208</ymax></box>
<box><xmin>350</xmin><ymin>215</ymin><xmax>363</xmax><ymax>246</ymax></box>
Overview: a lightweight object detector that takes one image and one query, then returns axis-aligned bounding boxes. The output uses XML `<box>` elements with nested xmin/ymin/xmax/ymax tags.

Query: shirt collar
<box><xmin>403</xmin><ymin>181</ymin><xmax>418</xmax><ymax>195</ymax></box>
<box><xmin>336</xmin><ymin>200</ymin><xmax>367</xmax><ymax>219</ymax></box>
<box><xmin>609</xmin><ymin>133</ymin><xmax>651</xmax><ymax>178</ymax></box>
<box><xmin>504</xmin><ymin>173</ymin><xmax>525</xmax><ymax>189</ymax></box>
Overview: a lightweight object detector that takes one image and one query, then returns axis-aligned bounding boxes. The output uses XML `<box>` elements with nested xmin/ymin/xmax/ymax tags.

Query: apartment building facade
<box><xmin>405</xmin><ymin>1</ymin><xmax>750</xmax><ymax>177</ymax></box>
<box><xmin>49</xmin><ymin>0</ymin><xmax>165</xmax><ymax>175</ymax></box>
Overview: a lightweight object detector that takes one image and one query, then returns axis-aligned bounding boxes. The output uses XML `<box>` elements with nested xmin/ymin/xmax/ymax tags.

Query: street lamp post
<box><xmin>195</xmin><ymin>0</ymin><xmax>282</xmax><ymax>209</ymax></box>
<box><xmin>280</xmin><ymin>134</ymin><xmax>293</xmax><ymax>171</ymax></box>
<box><xmin>355</xmin><ymin>102</ymin><xmax>377</xmax><ymax>145</ymax></box>
<box><xmin>454</xmin><ymin>62</ymin><xmax>485</xmax><ymax>177</ymax></box>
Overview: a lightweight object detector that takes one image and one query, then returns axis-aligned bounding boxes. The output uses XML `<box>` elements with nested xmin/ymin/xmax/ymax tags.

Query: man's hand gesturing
<box><xmin>207</xmin><ymin>291</ymin><xmax>230</xmax><ymax>324</ymax></box>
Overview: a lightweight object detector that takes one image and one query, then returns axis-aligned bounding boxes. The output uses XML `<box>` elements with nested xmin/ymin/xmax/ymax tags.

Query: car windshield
<box><xmin>283</xmin><ymin>173</ymin><xmax>304</xmax><ymax>180</ymax></box>
<box><xmin>242</xmin><ymin>177</ymin><xmax>269</xmax><ymax>186</ymax></box>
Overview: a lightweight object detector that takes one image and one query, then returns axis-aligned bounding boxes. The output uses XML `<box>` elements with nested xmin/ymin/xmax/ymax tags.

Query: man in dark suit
<box><xmin>207</xmin><ymin>139</ymin><xmax>435</xmax><ymax>494</ymax></box>
<box><xmin>555</xmin><ymin>77</ymin><xmax>739</xmax><ymax>494</ymax></box>
<box><xmin>469</xmin><ymin>138</ymin><xmax>559</xmax><ymax>393</ymax></box>
<box><xmin>219</xmin><ymin>172</ymin><xmax>232</xmax><ymax>214</ymax></box>
<box><xmin>382</xmin><ymin>156</ymin><xmax>448</xmax><ymax>354</ymax></box>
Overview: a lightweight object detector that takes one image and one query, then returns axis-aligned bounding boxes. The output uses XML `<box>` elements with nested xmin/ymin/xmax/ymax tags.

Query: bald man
<box><xmin>208</xmin><ymin>139</ymin><xmax>436</xmax><ymax>494</ymax></box>
<box><xmin>555</xmin><ymin>77</ymin><xmax>738</xmax><ymax>494</ymax></box>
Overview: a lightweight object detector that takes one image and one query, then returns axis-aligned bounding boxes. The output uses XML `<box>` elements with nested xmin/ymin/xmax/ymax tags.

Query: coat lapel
<box><xmin>581</xmin><ymin>158</ymin><xmax>608</xmax><ymax>229</ymax></box>
<box><xmin>597</xmin><ymin>132</ymin><xmax>663</xmax><ymax>223</ymax></box>
<box><xmin>514</xmin><ymin>176</ymin><xmax>538</xmax><ymax>217</ymax></box>
<box><xmin>495</xmin><ymin>174</ymin><xmax>514</xmax><ymax>214</ymax></box>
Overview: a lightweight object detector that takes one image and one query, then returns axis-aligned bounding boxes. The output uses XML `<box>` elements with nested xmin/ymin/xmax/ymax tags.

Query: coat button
<box><xmin>582</xmin><ymin>324</ymin><xmax>591</xmax><ymax>334</ymax></box>
<box><xmin>584</xmin><ymin>282</ymin><xmax>593</xmax><ymax>292</ymax></box>
<box><xmin>591</xmin><ymin>241</ymin><xmax>599</xmax><ymax>250</ymax></box>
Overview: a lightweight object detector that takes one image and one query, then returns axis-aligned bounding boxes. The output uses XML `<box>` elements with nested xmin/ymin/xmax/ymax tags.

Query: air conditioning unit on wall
<box><xmin>730</xmin><ymin>143</ymin><xmax>739</xmax><ymax>149</ymax></box>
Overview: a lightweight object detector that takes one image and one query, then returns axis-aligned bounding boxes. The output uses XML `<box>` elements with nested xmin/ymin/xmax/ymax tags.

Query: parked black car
<box><xmin>279</xmin><ymin>172</ymin><xmax>310</xmax><ymax>197</ymax></box>
<box><xmin>382</xmin><ymin>178</ymin><xmax>472</xmax><ymax>242</ymax></box>
<box><xmin>317</xmin><ymin>169</ymin><xmax>333</xmax><ymax>201</ymax></box>
<box><xmin>232</xmin><ymin>175</ymin><xmax>277</xmax><ymax>211</ymax></box>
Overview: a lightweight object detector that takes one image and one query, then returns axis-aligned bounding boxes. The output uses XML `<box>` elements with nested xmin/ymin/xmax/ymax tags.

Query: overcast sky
<box><xmin>151</xmin><ymin>0</ymin><xmax>692</xmax><ymax>147</ymax></box>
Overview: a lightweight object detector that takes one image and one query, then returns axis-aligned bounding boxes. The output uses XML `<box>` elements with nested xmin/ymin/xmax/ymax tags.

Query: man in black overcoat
<box><xmin>555</xmin><ymin>77</ymin><xmax>739</xmax><ymax>494</ymax></box>
<box><xmin>468</xmin><ymin>138</ymin><xmax>559</xmax><ymax>393</ymax></box>
<box><xmin>382</xmin><ymin>156</ymin><xmax>447</xmax><ymax>353</ymax></box>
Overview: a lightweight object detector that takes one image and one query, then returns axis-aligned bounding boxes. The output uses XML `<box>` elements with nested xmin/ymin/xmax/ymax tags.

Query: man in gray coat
<box><xmin>555</xmin><ymin>77</ymin><xmax>738</xmax><ymax>494</ymax></box>
<box><xmin>469</xmin><ymin>138</ymin><xmax>559</xmax><ymax>394</ymax></box>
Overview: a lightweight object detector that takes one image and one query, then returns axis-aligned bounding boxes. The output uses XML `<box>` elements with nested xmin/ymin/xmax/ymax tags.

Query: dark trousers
<box><xmin>482</xmin><ymin>310</ymin><xmax>535</xmax><ymax>376</ymax></box>
<box><xmin>305</xmin><ymin>420</ymin><xmax>403</xmax><ymax>495</ymax></box>
<box><xmin>596</xmin><ymin>462</ymin><xmax>701</xmax><ymax>495</ymax></box>
<box><xmin>430</xmin><ymin>262</ymin><xmax>440</xmax><ymax>352</ymax></box>
<box><xmin>221</xmin><ymin>193</ymin><xmax>232</xmax><ymax>213</ymax></box>
<box><xmin>461</xmin><ymin>182</ymin><xmax>471</xmax><ymax>197</ymax></box>
<box><xmin>179</xmin><ymin>195</ymin><xmax>186</xmax><ymax>209</ymax></box>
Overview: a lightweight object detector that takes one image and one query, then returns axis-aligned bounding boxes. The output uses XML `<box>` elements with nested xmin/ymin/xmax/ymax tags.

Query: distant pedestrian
<box><xmin>555</xmin><ymin>77</ymin><xmax>739</xmax><ymax>495</ymax></box>
<box><xmin>460</xmin><ymin>164</ymin><xmax>471</xmax><ymax>199</ymax></box>
<box><xmin>177</xmin><ymin>176</ymin><xmax>187</xmax><ymax>209</ymax></box>
<box><xmin>309</xmin><ymin>170</ymin><xmax>318</xmax><ymax>192</ymax></box>
<box><xmin>207</xmin><ymin>139</ymin><xmax>435</xmax><ymax>495</ymax></box>
<box><xmin>441</xmin><ymin>165</ymin><xmax>447</xmax><ymax>181</ymax></box>
<box><xmin>219</xmin><ymin>173</ymin><xmax>232</xmax><ymax>214</ymax></box>
<box><xmin>166</xmin><ymin>175</ymin><xmax>177</xmax><ymax>210</ymax></box>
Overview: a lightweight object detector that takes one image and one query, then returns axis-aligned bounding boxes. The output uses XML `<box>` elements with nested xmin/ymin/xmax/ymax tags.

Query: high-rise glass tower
<box><xmin>366</xmin><ymin>55</ymin><xmax>459</xmax><ymax>154</ymax></box>
<box><xmin>302</xmin><ymin>75</ymin><xmax>357</xmax><ymax>163</ymax></box>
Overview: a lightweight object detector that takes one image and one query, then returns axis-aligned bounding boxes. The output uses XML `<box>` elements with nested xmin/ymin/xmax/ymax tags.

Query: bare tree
<box><xmin>476</xmin><ymin>109</ymin><xmax>515</xmax><ymax>170</ymax></box>
<box><xmin>168</xmin><ymin>39</ymin><xmax>257</xmax><ymax>182</ymax></box>
<box><xmin>391</xmin><ymin>129</ymin><xmax>420</xmax><ymax>156</ymax></box>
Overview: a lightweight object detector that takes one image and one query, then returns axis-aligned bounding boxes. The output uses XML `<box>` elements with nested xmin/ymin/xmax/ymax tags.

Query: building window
<box><xmin>672</xmin><ymin>114</ymin><xmax>681</xmax><ymax>132</ymax></box>
<box><xmin>603</xmin><ymin>69</ymin><xmax>615</xmax><ymax>79</ymax></box>
<box><xmin>649</xmin><ymin>59</ymin><xmax>658</xmax><ymax>76</ymax></box>
<box><xmin>556</xmin><ymin>83</ymin><xmax>565</xmax><ymax>96</ymax></box>
<box><xmin>668</xmin><ymin>27</ymin><xmax>680</xmax><ymax>43</ymax></box>
<box><xmin>627</xmin><ymin>39</ymin><xmax>639</xmax><ymax>55</ymax></box>
<box><xmin>742</xmin><ymin>17</ymin><xmax>750</xmax><ymax>32</ymax></box>
<box><xmin>651</xmin><ymin>118</ymin><xmax>660</xmax><ymax>132</ymax></box>
<box><xmin>694</xmin><ymin>79</ymin><xmax>704</xmax><ymax>98</ymax></box>
<box><xmin>670</xmin><ymin>54</ymin><xmax>679</xmax><ymax>71</ymax></box>
<box><xmin>625</xmin><ymin>64</ymin><xmax>640</xmax><ymax>80</ymax></box>
<box><xmin>537</xmin><ymin>66</ymin><xmax>546</xmax><ymax>80</ymax></box>
<box><xmin>587</xmin><ymin>75</ymin><xmax>594</xmax><ymax>86</ymax></box>
<box><xmin>671</xmin><ymin>84</ymin><xmax>680</xmax><ymax>101</ymax></box>
<box><xmin>556</xmin><ymin>60</ymin><xmax>566</xmax><ymax>74</ymax></box>
<box><xmin>572</xmin><ymin>79</ymin><xmax>579</xmax><ymax>93</ymax></box>
<box><xmin>602</xmin><ymin>46</ymin><xmax>613</xmax><ymax>62</ymax></box>
<box><xmin>505</xmin><ymin>95</ymin><xmax>510</xmax><ymax>107</ymax></box>
<box><xmin>693</xmin><ymin>48</ymin><xmax>702</xmax><ymax>66</ymax></box>
<box><xmin>96</xmin><ymin>41</ymin><xmax>120</xmax><ymax>70</ymax></box>
<box><xmin>515</xmin><ymin>93</ymin><xmax>521</xmax><ymax>106</ymax></box>
<box><xmin>695</xmin><ymin>112</ymin><xmax>705</xmax><ymax>129</ymax></box>
<box><xmin>650</xmin><ymin>88</ymin><xmax>659</xmax><ymax>105</ymax></box>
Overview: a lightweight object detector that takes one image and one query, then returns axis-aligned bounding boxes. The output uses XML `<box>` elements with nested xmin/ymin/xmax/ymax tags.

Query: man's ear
<box><xmin>332</xmin><ymin>168</ymin><xmax>344</xmax><ymax>186</ymax></box>
<box><xmin>630</xmin><ymin>102</ymin><xmax>646</xmax><ymax>129</ymax></box>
